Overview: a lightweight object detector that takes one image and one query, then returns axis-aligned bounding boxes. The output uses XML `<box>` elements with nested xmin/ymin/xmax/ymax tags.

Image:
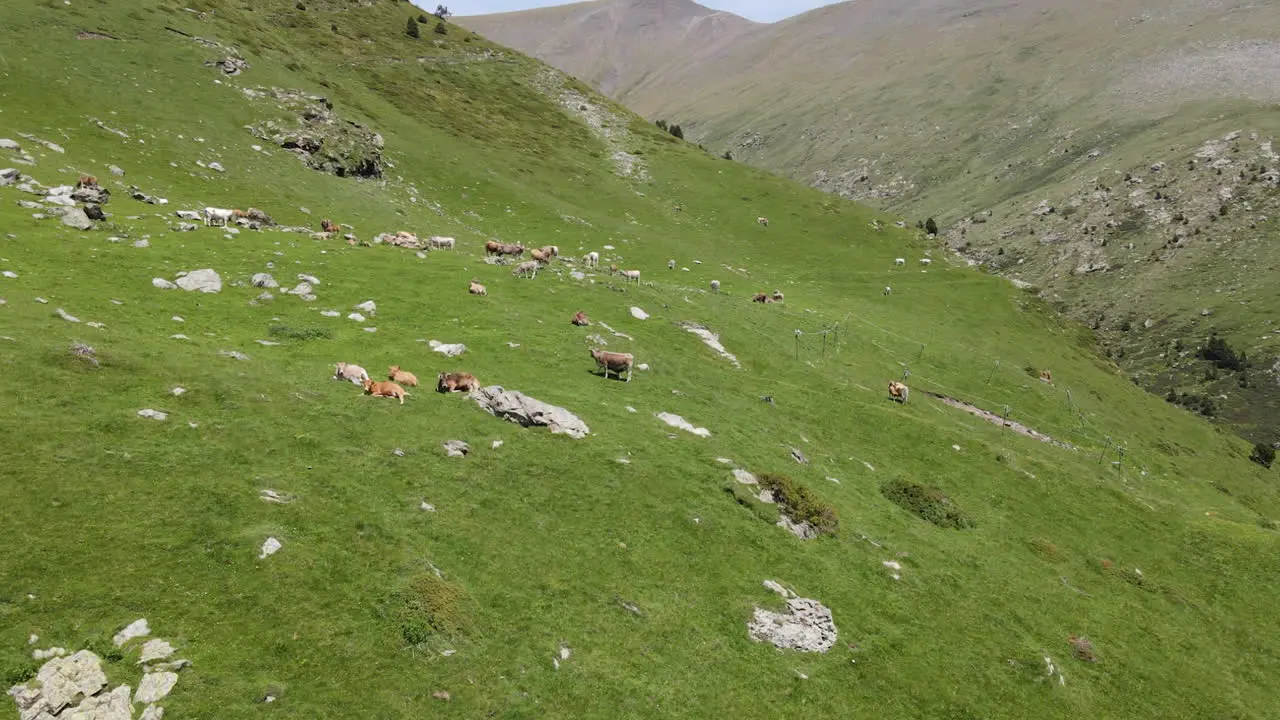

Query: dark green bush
<box><xmin>881</xmin><ymin>479</ymin><xmax>975</xmax><ymax>529</ymax></box>
<box><xmin>758</xmin><ymin>474</ymin><xmax>838</xmax><ymax>536</ymax></box>
<box><xmin>268</xmin><ymin>324</ymin><xmax>332</xmax><ymax>341</ymax></box>
<box><xmin>394</xmin><ymin>572</ymin><xmax>470</xmax><ymax>645</ymax></box>
<box><xmin>1250</xmin><ymin>443</ymin><xmax>1275</xmax><ymax>469</ymax></box>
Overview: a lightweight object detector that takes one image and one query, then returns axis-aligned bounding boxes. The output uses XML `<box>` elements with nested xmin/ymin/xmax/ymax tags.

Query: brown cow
<box><xmin>1039</xmin><ymin>369</ymin><xmax>1053</xmax><ymax>384</ymax></box>
<box><xmin>484</xmin><ymin>240</ymin><xmax>503</xmax><ymax>256</ymax></box>
<box><xmin>321</xmin><ymin>218</ymin><xmax>339</xmax><ymax>233</ymax></box>
<box><xmin>530</xmin><ymin>248</ymin><xmax>551</xmax><ymax>264</ymax></box>
<box><xmin>388</xmin><ymin>365</ymin><xmax>418</xmax><ymax>387</ymax></box>
<box><xmin>468</xmin><ymin>278</ymin><xmax>487</xmax><ymax>296</ymax></box>
<box><xmin>571</xmin><ymin>311</ymin><xmax>591</xmax><ymax>326</ymax></box>
<box><xmin>752</xmin><ymin>292</ymin><xmax>774</xmax><ymax>304</ymax></box>
<box><xmin>437</xmin><ymin>372</ymin><xmax>479</xmax><ymax>393</ymax></box>
<box><xmin>888</xmin><ymin>381</ymin><xmax>909</xmax><ymax>404</ymax></box>
<box><xmin>76</xmin><ymin>175</ymin><xmax>98</xmax><ymax>189</ymax></box>
<box><xmin>590</xmin><ymin>348</ymin><xmax>634</xmax><ymax>382</ymax></box>
<box><xmin>363</xmin><ymin>378</ymin><xmax>409</xmax><ymax>405</ymax></box>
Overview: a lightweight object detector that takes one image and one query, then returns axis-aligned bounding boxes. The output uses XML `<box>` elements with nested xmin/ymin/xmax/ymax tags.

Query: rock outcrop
<box><xmin>747</xmin><ymin>597</ymin><xmax>838</xmax><ymax>653</ymax></box>
<box><xmin>470</xmin><ymin>386</ymin><xmax>589</xmax><ymax>439</ymax></box>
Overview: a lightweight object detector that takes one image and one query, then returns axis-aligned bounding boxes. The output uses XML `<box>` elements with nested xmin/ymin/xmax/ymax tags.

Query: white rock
<box><xmin>491</xmin><ymin>440</ymin><xmax>504</xmax><ymax>449</ymax></box>
<box><xmin>656</xmin><ymin>412</ymin><xmax>710</xmax><ymax>438</ymax></box>
<box><xmin>209</xmin><ymin>161</ymin><xmax>225</xmax><ymax>172</ymax></box>
<box><xmin>1</xmin><ymin>270</ymin><xmax>17</xmax><ymax>279</ymax></box>
<box><xmin>882</xmin><ymin>560</ymin><xmax>902</xmax><ymax>571</ymax></box>
<box><xmin>135</xmin><ymin>671</ymin><xmax>179</xmax><ymax>704</ymax></box>
<box><xmin>141</xmin><ymin>704</ymin><xmax>165</xmax><ymax>720</ymax></box>
<box><xmin>420</xmin><ymin>501</ymin><xmax>437</xmax><ymax>512</ymax></box>
<box><xmin>297</xmin><ymin>273</ymin><xmax>320</xmax><ymax>285</ymax></box>
<box><xmin>763</xmin><ymin>580</ymin><xmax>796</xmax><ymax>598</ymax></box>
<box><xmin>259</xmin><ymin>536</ymin><xmax>282</xmax><ymax>559</ymax></box>
<box><xmin>176</xmin><ymin>268</ymin><xmax>221</xmax><ymax>293</ymax></box>
<box><xmin>428</xmin><ymin>340</ymin><xmax>467</xmax><ymax>357</ymax></box>
<box><xmin>137</xmin><ymin>409</ymin><xmax>167</xmax><ymax>421</ymax></box>
<box><xmin>33</xmin><ymin>650</ymin><xmax>109</xmax><ymax>710</ymax></box>
<box><xmin>152</xmin><ymin>278</ymin><xmax>177</xmax><ymax>290</ymax></box>
<box><xmin>443</xmin><ymin>440</ymin><xmax>470</xmax><ymax>457</ymax></box>
<box><xmin>55</xmin><ymin>308</ymin><xmax>80</xmax><ymax>323</ymax></box>
<box><xmin>171</xmin><ymin>387</ymin><xmax>186</xmax><ymax>396</ymax></box>
<box><xmin>32</xmin><ymin>647</ymin><xmax>67</xmax><ymax>660</ymax></box>
<box><xmin>320</xmin><ymin>310</ymin><xmax>340</xmax><ymax>317</ymax></box>
<box><xmin>636</xmin><ymin>363</ymin><xmax>649</xmax><ymax>371</ymax></box>
<box><xmin>346</xmin><ymin>312</ymin><xmax>366</xmax><ymax>322</ymax></box>
<box><xmin>27</xmin><ymin>633</ymin><xmax>38</xmax><ymax>645</ymax></box>
<box><xmin>170</xmin><ymin>334</ymin><xmax>190</xmax><ymax>340</ymax></box>
<box><xmin>733</xmin><ymin>469</ymin><xmax>758</xmax><ymax>485</ymax></box>
<box><xmin>354</xmin><ymin>300</ymin><xmax>376</xmax><ymax>315</ymax></box>
<box><xmin>629</xmin><ymin>306</ymin><xmax>649</xmax><ymax>320</ymax></box>
<box><xmin>0</xmin><ymin>139</ymin><xmax>19</xmax><ymax>150</ymax></box>
<box><xmin>747</xmin><ymin>598</ymin><xmax>838</xmax><ymax>653</ymax></box>
<box><xmin>63</xmin><ymin>683</ymin><xmax>132</xmax><ymax>720</ymax></box>
<box><xmin>259</xmin><ymin>489</ymin><xmax>293</xmax><ymax>505</ymax></box>
<box><xmin>138</xmin><ymin>638</ymin><xmax>176</xmax><ymax>663</ymax></box>
<box><xmin>114</xmin><ymin>619</ymin><xmax>151</xmax><ymax>648</ymax></box>
<box><xmin>251</xmin><ymin>272</ymin><xmax>277</xmax><ymax>288</ymax></box>
<box><xmin>362</xmin><ymin>327</ymin><xmax>377</xmax><ymax>333</ymax></box>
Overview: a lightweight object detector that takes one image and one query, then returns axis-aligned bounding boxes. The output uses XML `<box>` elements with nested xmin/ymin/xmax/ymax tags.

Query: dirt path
<box><xmin>531</xmin><ymin>69</ymin><xmax>649</xmax><ymax>181</ymax></box>
<box><xmin>924</xmin><ymin>391</ymin><xmax>1076</xmax><ymax>450</ymax></box>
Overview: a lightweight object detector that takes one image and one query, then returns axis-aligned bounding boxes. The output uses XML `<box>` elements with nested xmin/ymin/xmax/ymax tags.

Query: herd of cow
<box><xmin>332</xmin><ymin>362</ymin><xmax>480</xmax><ymax>405</ymax></box>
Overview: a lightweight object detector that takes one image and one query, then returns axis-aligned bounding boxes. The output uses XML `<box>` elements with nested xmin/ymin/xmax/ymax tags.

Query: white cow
<box><xmin>584</xmin><ymin>251</ymin><xmax>599</xmax><ymax>267</ymax></box>
<box><xmin>621</xmin><ymin>269</ymin><xmax>640</xmax><ymax>284</ymax></box>
<box><xmin>710</xmin><ymin>280</ymin><xmax>721</xmax><ymax>293</ymax></box>
<box><xmin>204</xmin><ymin>207</ymin><xmax>235</xmax><ymax>227</ymax></box>
<box><xmin>920</xmin><ymin>258</ymin><xmax>932</xmax><ymax>266</ymax></box>
<box><xmin>333</xmin><ymin>362</ymin><xmax>369</xmax><ymax>385</ymax></box>
<box><xmin>883</xmin><ymin>286</ymin><xmax>892</xmax><ymax>295</ymax></box>
<box><xmin>428</xmin><ymin>236</ymin><xmax>456</xmax><ymax>250</ymax></box>
<box><xmin>668</xmin><ymin>259</ymin><xmax>676</xmax><ymax>270</ymax></box>
<box><xmin>894</xmin><ymin>258</ymin><xmax>906</xmax><ymax>266</ymax></box>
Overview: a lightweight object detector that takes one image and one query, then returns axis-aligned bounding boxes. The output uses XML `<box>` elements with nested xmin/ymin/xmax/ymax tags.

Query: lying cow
<box><xmin>571</xmin><ymin>311</ymin><xmax>591</xmax><ymax>326</ymax></box>
<box><xmin>590</xmin><ymin>348</ymin><xmax>634</xmax><ymax>382</ymax></box>
<box><xmin>321</xmin><ymin>218</ymin><xmax>339</xmax><ymax>233</ymax></box>
<box><xmin>888</xmin><ymin>381</ymin><xmax>909</xmax><ymax>404</ymax></box>
<box><xmin>437</xmin><ymin>372</ymin><xmax>479</xmax><ymax>393</ymax></box>
<box><xmin>363</xmin><ymin>378</ymin><xmax>408</xmax><ymax>405</ymax></box>
<box><xmin>388</xmin><ymin>365</ymin><xmax>419</xmax><ymax>387</ymax></box>
<box><xmin>1039</xmin><ymin>369</ymin><xmax>1053</xmax><ymax>384</ymax></box>
<box><xmin>468</xmin><ymin>278</ymin><xmax>488</xmax><ymax>296</ymax></box>
<box><xmin>757</xmin><ymin>216</ymin><xmax>769</xmax><ymax>227</ymax></box>
<box><xmin>752</xmin><ymin>292</ymin><xmax>774</xmax><ymax>304</ymax></box>
<box><xmin>333</xmin><ymin>362</ymin><xmax>370</xmax><ymax>385</ymax></box>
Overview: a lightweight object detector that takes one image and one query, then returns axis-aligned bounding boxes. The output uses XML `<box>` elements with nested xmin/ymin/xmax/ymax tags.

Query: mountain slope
<box><xmin>458</xmin><ymin>0</ymin><xmax>1280</xmax><ymax>443</ymax></box>
<box><xmin>2</xmin><ymin>1</ymin><xmax>1280</xmax><ymax>718</ymax></box>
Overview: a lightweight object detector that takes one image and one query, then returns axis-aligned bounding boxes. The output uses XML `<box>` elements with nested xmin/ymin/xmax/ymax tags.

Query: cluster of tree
<box><xmin>654</xmin><ymin>119</ymin><xmax>684</xmax><ymax>140</ymax></box>
<box><xmin>1199</xmin><ymin>333</ymin><xmax>1247</xmax><ymax>372</ymax></box>
<box><xmin>406</xmin><ymin>5</ymin><xmax>451</xmax><ymax>38</ymax></box>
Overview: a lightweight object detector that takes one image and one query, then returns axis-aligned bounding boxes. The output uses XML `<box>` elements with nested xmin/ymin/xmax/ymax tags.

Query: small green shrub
<box><xmin>434</xmin><ymin>21</ymin><xmax>447</xmax><ymax>35</ymax></box>
<box><xmin>881</xmin><ymin>479</ymin><xmax>975</xmax><ymax>529</ymax></box>
<box><xmin>82</xmin><ymin>635</ymin><xmax>125</xmax><ymax>664</ymax></box>
<box><xmin>758</xmin><ymin>474</ymin><xmax>838</xmax><ymax>536</ymax></box>
<box><xmin>394</xmin><ymin>572</ymin><xmax>470</xmax><ymax>645</ymax></box>
<box><xmin>405</xmin><ymin>16</ymin><xmax>420</xmax><ymax>38</ymax></box>
<box><xmin>1250</xmin><ymin>443</ymin><xmax>1275</xmax><ymax>469</ymax></box>
<box><xmin>268</xmin><ymin>324</ymin><xmax>332</xmax><ymax>341</ymax></box>
<box><xmin>1</xmin><ymin>658</ymin><xmax>40</xmax><ymax>686</ymax></box>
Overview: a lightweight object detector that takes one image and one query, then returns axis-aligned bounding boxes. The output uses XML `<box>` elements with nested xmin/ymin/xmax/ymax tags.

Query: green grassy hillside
<box><xmin>2</xmin><ymin>1</ymin><xmax>1280</xmax><ymax>718</ymax></box>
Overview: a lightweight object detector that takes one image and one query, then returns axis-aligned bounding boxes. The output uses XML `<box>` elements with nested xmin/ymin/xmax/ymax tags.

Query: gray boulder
<box><xmin>60</xmin><ymin>207</ymin><xmax>94</xmax><ymax>230</ymax></box>
<box><xmin>0</xmin><ymin>167</ymin><xmax>18</xmax><ymax>186</ymax></box>
<box><xmin>134</xmin><ymin>671</ymin><xmax>179</xmax><ymax>704</ymax></box>
<box><xmin>251</xmin><ymin>272</ymin><xmax>278</xmax><ymax>288</ymax></box>
<box><xmin>176</xmin><ymin>268</ymin><xmax>221</xmax><ymax>293</ymax></box>
<box><xmin>71</xmin><ymin>185</ymin><xmax>110</xmax><ymax>204</ymax></box>
<box><xmin>747</xmin><ymin>597</ymin><xmax>837</xmax><ymax>653</ymax></box>
<box><xmin>470</xmin><ymin>386</ymin><xmax>589</xmax><ymax>439</ymax></box>
<box><xmin>0</xmin><ymin>139</ymin><xmax>19</xmax><ymax>150</ymax></box>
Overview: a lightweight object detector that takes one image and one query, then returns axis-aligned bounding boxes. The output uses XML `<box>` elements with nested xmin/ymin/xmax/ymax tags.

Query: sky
<box><xmin>437</xmin><ymin>0</ymin><xmax>839</xmax><ymax>23</ymax></box>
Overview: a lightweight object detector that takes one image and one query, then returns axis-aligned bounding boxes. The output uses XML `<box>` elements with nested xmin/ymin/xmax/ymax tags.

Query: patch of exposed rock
<box><xmin>678</xmin><ymin>322</ymin><xmax>740</xmax><ymax>367</ymax></box>
<box><xmin>470</xmin><ymin>386</ymin><xmax>589</xmax><ymax>439</ymax></box>
<box><xmin>247</xmin><ymin>88</ymin><xmax>384</xmax><ymax>178</ymax></box>
<box><xmin>747</xmin><ymin>594</ymin><xmax>838</xmax><ymax>653</ymax></box>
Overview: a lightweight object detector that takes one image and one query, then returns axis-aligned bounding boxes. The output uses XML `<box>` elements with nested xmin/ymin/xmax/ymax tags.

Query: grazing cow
<box><xmin>710</xmin><ymin>280</ymin><xmax>720</xmax><ymax>293</ymax></box>
<box><xmin>1039</xmin><ymin>369</ymin><xmax>1053</xmax><ymax>384</ymax></box>
<box><xmin>771</xmin><ymin>290</ymin><xmax>785</xmax><ymax>302</ymax></box>
<box><xmin>888</xmin><ymin>381</ymin><xmax>909</xmax><ymax>404</ymax></box>
<box><xmin>437</xmin><ymin>372</ymin><xmax>479</xmax><ymax>393</ymax></box>
<box><xmin>363</xmin><ymin>378</ymin><xmax>408</xmax><ymax>405</ymax></box>
<box><xmin>321</xmin><ymin>218</ymin><xmax>339</xmax><ymax>233</ymax></box>
<box><xmin>608</xmin><ymin>263</ymin><xmax>618</xmax><ymax>275</ymax></box>
<box><xmin>571</xmin><ymin>311</ymin><xmax>591</xmax><ymax>326</ymax></box>
<box><xmin>333</xmin><ymin>362</ymin><xmax>370</xmax><ymax>385</ymax></box>
<box><xmin>484</xmin><ymin>240</ymin><xmax>503</xmax><ymax>256</ymax></box>
<box><xmin>894</xmin><ymin>258</ymin><xmax>906</xmax><ymax>266</ymax></box>
<box><xmin>76</xmin><ymin>175</ymin><xmax>98</xmax><ymax>189</ymax></box>
<box><xmin>530</xmin><ymin>248</ymin><xmax>551</xmax><ymax>264</ymax></box>
<box><xmin>513</xmin><ymin>260</ymin><xmax>540</xmax><ymax>278</ymax></box>
<box><xmin>883</xmin><ymin>286</ymin><xmax>892</xmax><ymax>296</ymax></box>
<box><xmin>621</xmin><ymin>269</ymin><xmax>640</xmax><ymax>284</ymax></box>
<box><xmin>668</xmin><ymin>259</ymin><xmax>676</xmax><ymax>270</ymax></box>
<box><xmin>388</xmin><ymin>365</ymin><xmax>419</xmax><ymax>387</ymax></box>
<box><xmin>590</xmin><ymin>348</ymin><xmax>634</xmax><ymax>382</ymax></box>
<box><xmin>429</xmin><ymin>236</ymin><xmax>456</xmax><ymax>250</ymax></box>
<box><xmin>535</xmin><ymin>245</ymin><xmax>558</xmax><ymax>259</ymax></box>
<box><xmin>500</xmin><ymin>243</ymin><xmax>525</xmax><ymax>257</ymax></box>
<box><xmin>468</xmin><ymin>278</ymin><xmax>487</xmax><ymax>296</ymax></box>
<box><xmin>757</xmin><ymin>217</ymin><xmax>769</xmax><ymax>227</ymax></box>
<box><xmin>752</xmin><ymin>292</ymin><xmax>774</xmax><ymax>304</ymax></box>
<box><xmin>584</xmin><ymin>251</ymin><xmax>599</xmax><ymax>267</ymax></box>
<box><xmin>920</xmin><ymin>258</ymin><xmax>932</xmax><ymax>266</ymax></box>
<box><xmin>204</xmin><ymin>207</ymin><xmax>235</xmax><ymax>227</ymax></box>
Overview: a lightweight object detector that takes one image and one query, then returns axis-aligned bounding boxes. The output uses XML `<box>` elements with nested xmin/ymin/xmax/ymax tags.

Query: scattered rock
<box><xmin>470</xmin><ymin>386</ymin><xmax>589</xmax><ymax>439</ymax></box>
<box><xmin>0</xmin><ymin>139</ymin><xmax>19</xmax><ymax>150</ymax></box>
<box><xmin>733</xmin><ymin>468</ymin><xmax>758</xmax><ymax>485</ymax></box>
<box><xmin>259</xmin><ymin>537</ymin><xmax>282</xmax><ymax>559</ymax></box>
<box><xmin>62</xmin><ymin>684</ymin><xmax>132</xmax><ymax>720</ymax></box>
<box><xmin>346</xmin><ymin>312</ymin><xmax>366</xmax><ymax>322</ymax></box>
<box><xmin>32</xmin><ymin>647</ymin><xmax>67</xmax><ymax>660</ymax></box>
<box><xmin>790</xmin><ymin>447</ymin><xmax>809</xmax><ymax>464</ymax></box>
<box><xmin>420</xmin><ymin>501</ymin><xmax>437</xmax><ymax>512</ymax></box>
<box><xmin>656</xmin><ymin>412</ymin><xmax>710</xmax><ymax>438</ymax></box>
<box><xmin>138</xmin><ymin>639</ymin><xmax>175</xmax><ymax>663</ymax></box>
<box><xmin>431</xmin><ymin>691</ymin><xmax>451</xmax><ymax>702</ymax></box>
<box><xmin>113</xmin><ymin>619</ymin><xmax>150</xmax><ymax>647</ymax></box>
<box><xmin>208</xmin><ymin>162</ymin><xmax>225</xmax><ymax>173</ymax></box>
<box><xmin>55</xmin><ymin>308</ymin><xmax>80</xmax><ymax>323</ymax></box>
<box><xmin>108</xmin><ymin>164</ymin><xmax>124</xmax><ymax>177</ymax></box>
<box><xmin>320</xmin><ymin>310</ymin><xmax>339</xmax><ymax>317</ymax></box>
<box><xmin>175</xmin><ymin>268</ymin><xmax>221</xmax><ymax>293</ymax></box>
<box><xmin>259</xmin><ymin>489</ymin><xmax>294</xmax><ymax>504</ymax></box>
<box><xmin>428</xmin><ymin>339</ymin><xmax>467</xmax><ymax>357</ymax></box>
<box><xmin>443</xmin><ymin>440</ymin><xmax>470</xmax><ymax>457</ymax></box>
<box><xmin>251</xmin><ymin>272</ymin><xmax>277</xmax><ymax>288</ymax></box>
<box><xmin>26</xmin><ymin>650</ymin><xmax>108</xmax><ymax>713</ymax></box>
<box><xmin>0</xmin><ymin>168</ymin><xmax>20</xmax><ymax>187</ymax></box>
<box><xmin>152</xmin><ymin>278</ymin><xmax>177</xmax><ymax>290</ymax></box>
<box><xmin>60</xmin><ymin>207</ymin><xmax>94</xmax><ymax>230</ymax></box>
<box><xmin>630</xmin><ymin>306</ymin><xmax>649</xmax><ymax>320</ymax></box>
<box><xmin>354</xmin><ymin>300</ymin><xmax>376</xmax><ymax>315</ymax></box>
<box><xmin>491</xmin><ymin>439</ymin><xmax>504</xmax><ymax>449</ymax></box>
<box><xmin>137</xmin><ymin>409</ymin><xmax>167</xmax><ymax>421</ymax></box>
<box><xmin>140</xmin><ymin>703</ymin><xmax>165</xmax><ymax>720</ymax></box>
<box><xmin>679</xmin><ymin>322</ymin><xmax>740</xmax><ymax>367</ymax></box>
<box><xmin>747</xmin><ymin>597</ymin><xmax>838</xmax><ymax>653</ymax></box>
<box><xmin>135</xmin><ymin>672</ymin><xmax>178</xmax><ymax>704</ymax></box>
<box><xmin>777</xmin><ymin>515</ymin><xmax>819</xmax><ymax>540</ymax></box>
<box><xmin>133</xmin><ymin>239</ymin><xmax>150</xmax><ymax>248</ymax></box>
<box><xmin>762</xmin><ymin>580</ymin><xmax>796</xmax><ymax>598</ymax></box>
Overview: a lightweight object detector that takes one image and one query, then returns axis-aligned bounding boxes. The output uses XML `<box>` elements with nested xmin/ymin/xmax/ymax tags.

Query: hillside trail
<box><xmin>923</xmin><ymin>391</ymin><xmax>1076</xmax><ymax>450</ymax></box>
<box><xmin>531</xmin><ymin>68</ymin><xmax>650</xmax><ymax>181</ymax></box>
